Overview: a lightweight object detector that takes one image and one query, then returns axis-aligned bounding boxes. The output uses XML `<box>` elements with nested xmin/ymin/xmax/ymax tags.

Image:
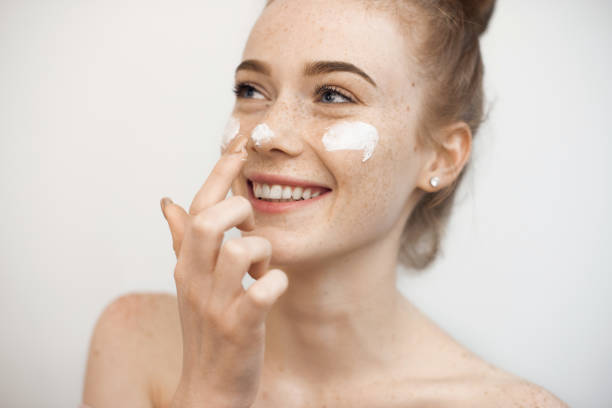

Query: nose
<box><xmin>247</xmin><ymin>98</ymin><xmax>305</xmax><ymax>157</ymax></box>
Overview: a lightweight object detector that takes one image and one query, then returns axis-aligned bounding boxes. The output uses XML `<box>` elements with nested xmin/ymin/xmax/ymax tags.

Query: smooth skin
<box><xmin>82</xmin><ymin>0</ymin><xmax>569</xmax><ymax>407</ymax></box>
<box><xmin>166</xmin><ymin>136</ymin><xmax>290</xmax><ymax>408</ymax></box>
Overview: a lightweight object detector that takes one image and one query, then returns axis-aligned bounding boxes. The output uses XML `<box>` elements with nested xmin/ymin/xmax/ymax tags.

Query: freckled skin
<box><xmin>231</xmin><ymin>2</ymin><xmax>427</xmax><ymax>269</ymax></box>
<box><xmin>145</xmin><ymin>0</ymin><xmax>567</xmax><ymax>407</ymax></box>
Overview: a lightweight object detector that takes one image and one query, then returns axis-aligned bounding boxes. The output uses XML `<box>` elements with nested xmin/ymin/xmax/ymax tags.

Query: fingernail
<box><xmin>160</xmin><ymin>197</ymin><xmax>173</xmax><ymax>214</ymax></box>
<box><xmin>231</xmin><ymin>138</ymin><xmax>248</xmax><ymax>155</ymax></box>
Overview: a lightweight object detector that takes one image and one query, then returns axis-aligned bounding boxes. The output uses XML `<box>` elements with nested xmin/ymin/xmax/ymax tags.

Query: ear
<box><xmin>417</xmin><ymin>121</ymin><xmax>472</xmax><ymax>192</ymax></box>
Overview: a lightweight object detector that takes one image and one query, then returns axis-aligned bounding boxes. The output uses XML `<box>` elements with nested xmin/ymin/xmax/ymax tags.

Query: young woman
<box><xmin>82</xmin><ymin>0</ymin><xmax>569</xmax><ymax>406</ymax></box>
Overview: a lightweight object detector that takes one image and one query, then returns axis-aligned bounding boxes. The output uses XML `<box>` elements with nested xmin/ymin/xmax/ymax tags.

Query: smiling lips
<box><xmin>252</xmin><ymin>182</ymin><xmax>327</xmax><ymax>201</ymax></box>
<box><xmin>245</xmin><ymin>175</ymin><xmax>332</xmax><ymax>213</ymax></box>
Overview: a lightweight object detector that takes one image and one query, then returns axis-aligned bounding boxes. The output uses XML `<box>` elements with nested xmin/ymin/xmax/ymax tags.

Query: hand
<box><xmin>160</xmin><ymin>137</ymin><xmax>289</xmax><ymax>408</ymax></box>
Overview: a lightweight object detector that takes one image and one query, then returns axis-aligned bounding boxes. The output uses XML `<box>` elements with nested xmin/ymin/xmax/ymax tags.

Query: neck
<box><xmin>263</xmin><ymin>226</ymin><xmax>413</xmax><ymax>387</ymax></box>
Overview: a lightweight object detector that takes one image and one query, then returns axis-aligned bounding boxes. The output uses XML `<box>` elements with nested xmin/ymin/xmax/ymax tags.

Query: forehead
<box><xmin>242</xmin><ymin>0</ymin><xmax>415</xmax><ymax>92</ymax></box>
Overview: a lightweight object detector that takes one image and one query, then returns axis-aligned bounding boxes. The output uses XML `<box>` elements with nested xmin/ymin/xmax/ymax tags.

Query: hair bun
<box><xmin>460</xmin><ymin>0</ymin><xmax>496</xmax><ymax>35</ymax></box>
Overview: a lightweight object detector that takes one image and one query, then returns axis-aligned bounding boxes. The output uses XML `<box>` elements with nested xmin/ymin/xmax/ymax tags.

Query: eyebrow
<box><xmin>235</xmin><ymin>59</ymin><xmax>377</xmax><ymax>88</ymax></box>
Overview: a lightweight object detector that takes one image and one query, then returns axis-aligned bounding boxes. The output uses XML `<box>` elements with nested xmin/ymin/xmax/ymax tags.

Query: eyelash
<box><xmin>232</xmin><ymin>82</ymin><xmax>355</xmax><ymax>104</ymax></box>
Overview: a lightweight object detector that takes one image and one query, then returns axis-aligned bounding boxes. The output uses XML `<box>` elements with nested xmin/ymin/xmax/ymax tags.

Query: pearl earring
<box><xmin>429</xmin><ymin>176</ymin><xmax>440</xmax><ymax>188</ymax></box>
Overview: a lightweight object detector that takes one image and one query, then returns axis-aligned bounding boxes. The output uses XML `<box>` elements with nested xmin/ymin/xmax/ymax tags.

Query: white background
<box><xmin>1</xmin><ymin>1</ymin><xmax>611</xmax><ymax>407</ymax></box>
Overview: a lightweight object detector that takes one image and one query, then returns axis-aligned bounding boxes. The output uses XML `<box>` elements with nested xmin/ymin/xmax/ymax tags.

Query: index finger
<box><xmin>188</xmin><ymin>136</ymin><xmax>248</xmax><ymax>215</ymax></box>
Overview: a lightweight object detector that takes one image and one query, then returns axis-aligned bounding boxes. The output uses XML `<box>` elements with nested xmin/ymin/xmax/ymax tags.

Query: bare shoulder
<box><xmin>82</xmin><ymin>292</ymin><xmax>182</xmax><ymax>408</ymax></box>
<box><xmin>436</xmin><ymin>343</ymin><xmax>569</xmax><ymax>407</ymax></box>
<box><xmin>445</xmin><ymin>341</ymin><xmax>569</xmax><ymax>407</ymax></box>
<box><xmin>399</xmin><ymin>361</ymin><xmax>569</xmax><ymax>408</ymax></box>
<box><xmin>464</xmin><ymin>374</ymin><xmax>570</xmax><ymax>408</ymax></box>
<box><xmin>430</xmin><ymin>343</ymin><xmax>569</xmax><ymax>408</ymax></box>
<box><xmin>401</xmin><ymin>302</ymin><xmax>569</xmax><ymax>408</ymax></box>
<box><xmin>90</xmin><ymin>291</ymin><xmax>180</xmax><ymax>348</ymax></box>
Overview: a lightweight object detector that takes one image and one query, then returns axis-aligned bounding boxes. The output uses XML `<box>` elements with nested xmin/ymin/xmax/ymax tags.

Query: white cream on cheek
<box><xmin>251</xmin><ymin>123</ymin><xmax>275</xmax><ymax>146</ymax></box>
<box><xmin>321</xmin><ymin>121</ymin><xmax>379</xmax><ymax>162</ymax></box>
<box><xmin>221</xmin><ymin>115</ymin><xmax>240</xmax><ymax>150</ymax></box>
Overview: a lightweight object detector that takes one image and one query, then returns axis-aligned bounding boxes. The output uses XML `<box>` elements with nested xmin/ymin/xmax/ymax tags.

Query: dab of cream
<box><xmin>221</xmin><ymin>115</ymin><xmax>240</xmax><ymax>149</ymax></box>
<box><xmin>322</xmin><ymin>121</ymin><xmax>379</xmax><ymax>162</ymax></box>
<box><xmin>251</xmin><ymin>123</ymin><xmax>275</xmax><ymax>146</ymax></box>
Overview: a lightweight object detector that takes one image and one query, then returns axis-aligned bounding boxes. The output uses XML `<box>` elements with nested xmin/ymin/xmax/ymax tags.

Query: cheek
<box><xmin>327</xmin><ymin>153</ymin><xmax>400</xmax><ymax>225</ymax></box>
<box><xmin>322</xmin><ymin>124</ymin><xmax>416</xmax><ymax>237</ymax></box>
<box><xmin>320</xmin><ymin>121</ymin><xmax>379</xmax><ymax>162</ymax></box>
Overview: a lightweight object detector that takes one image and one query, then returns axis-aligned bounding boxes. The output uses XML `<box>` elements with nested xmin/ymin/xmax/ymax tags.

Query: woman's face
<box><xmin>229</xmin><ymin>0</ymin><xmax>428</xmax><ymax>267</ymax></box>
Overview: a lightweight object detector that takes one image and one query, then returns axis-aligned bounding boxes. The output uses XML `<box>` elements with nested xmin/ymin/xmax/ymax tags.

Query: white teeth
<box><xmin>282</xmin><ymin>186</ymin><xmax>293</xmax><ymax>199</ymax></box>
<box><xmin>269</xmin><ymin>184</ymin><xmax>282</xmax><ymax>199</ymax></box>
<box><xmin>252</xmin><ymin>182</ymin><xmax>325</xmax><ymax>202</ymax></box>
<box><xmin>291</xmin><ymin>187</ymin><xmax>303</xmax><ymax>200</ymax></box>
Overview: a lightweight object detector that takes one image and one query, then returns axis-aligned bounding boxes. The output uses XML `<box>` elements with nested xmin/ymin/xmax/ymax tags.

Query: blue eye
<box><xmin>316</xmin><ymin>85</ymin><xmax>355</xmax><ymax>104</ymax></box>
<box><xmin>233</xmin><ymin>83</ymin><xmax>265</xmax><ymax>100</ymax></box>
<box><xmin>232</xmin><ymin>82</ymin><xmax>355</xmax><ymax>104</ymax></box>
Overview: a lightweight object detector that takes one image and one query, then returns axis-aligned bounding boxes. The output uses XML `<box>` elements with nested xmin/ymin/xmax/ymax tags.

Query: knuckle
<box><xmin>183</xmin><ymin>283</ymin><xmax>204</xmax><ymax>308</ymax></box>
<box><xmin>232</xmin><ymin>194</ymin><xmax>252</xmax><ymax>210</ymax></box>
<box><xmin>216</xmin><ymin>316</ymin><xmax>236</xmax><ymax>338</ymax></box>
<box><xmin>191</xmin><ymin>212</ymin><xmax>220</xmax><ymax>237</ymax></box>
<box><xmin>202</xmin><ymin>305</ymin><xmax>233</xmax><ymax>335</ymax></box>
<box><xmin>247</xmin><ymin>236</ymin><xmax>271</xmax><ymax>257</ymax></box>
<box><xmin>201</xmin><ymin>304</ymin><xmax>219</xmax><ymax>323</ymax></box>
<box><xmin>201</xmin><ymin>302</ymin><xmax>243</xmax><ymax>343</ymax></box>
<box><xmin>222</xmin><ymin>238</ymin><xmax>247</xmax><ymax>260</ymax></box>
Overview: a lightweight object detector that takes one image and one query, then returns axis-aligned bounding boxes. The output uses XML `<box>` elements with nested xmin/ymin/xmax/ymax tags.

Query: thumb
<box><xmin>160</xmin><ymin>197</ymin><xmax>189</xmax><ymax>259</ymax></box>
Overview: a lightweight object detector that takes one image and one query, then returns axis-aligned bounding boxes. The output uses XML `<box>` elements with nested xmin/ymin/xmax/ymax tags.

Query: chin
<box><xmin>241</xmin><ymin>226</ymin><xmax>336</xmax><ymax>270</ymax></box>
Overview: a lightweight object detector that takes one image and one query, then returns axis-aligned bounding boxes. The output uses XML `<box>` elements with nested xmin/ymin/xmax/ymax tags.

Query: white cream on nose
<box><xmin>322</xmin><ymin>121</ymin><xmax>379</xmax><ymax>162</ymax></box>
<box><xmin>221</xmin><ymin>115</ymin><xmax>240</xmax><ymax>150</ymax></box>
<box><xmin>251</xmin><ymin>123</ymin><xmax>275</xmax><ymax>146</ymax></box>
